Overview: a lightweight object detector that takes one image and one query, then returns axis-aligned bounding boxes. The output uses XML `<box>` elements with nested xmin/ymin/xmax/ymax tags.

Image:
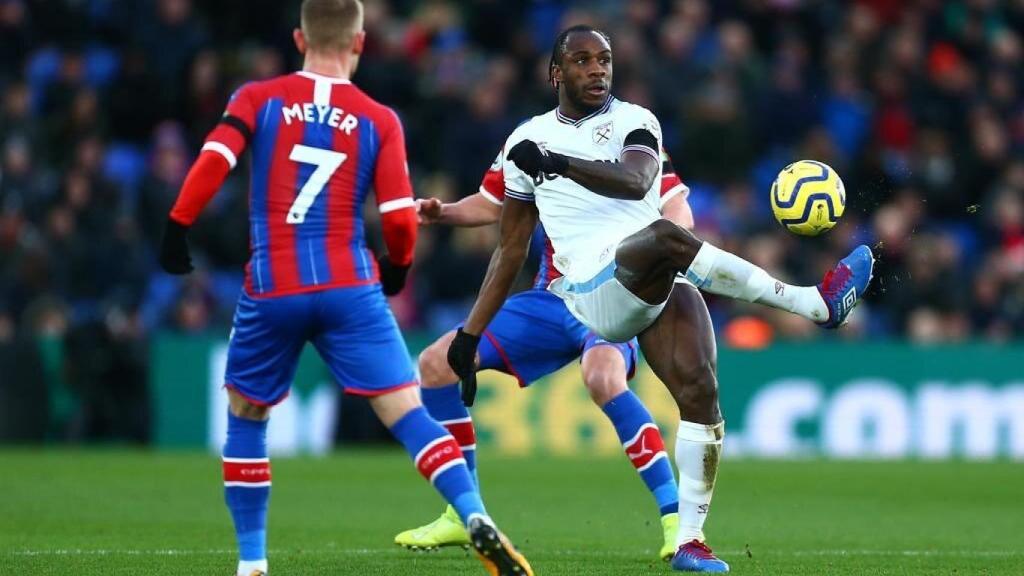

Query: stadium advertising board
<box><xmin>152</xmin><ymin>336</ymin><xmax>1024</xmax><ymax>460</ymax></box>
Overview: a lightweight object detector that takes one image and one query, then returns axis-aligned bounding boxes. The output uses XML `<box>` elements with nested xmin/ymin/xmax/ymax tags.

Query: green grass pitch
<box><xmin>1</xmin><ymin>450</ymin><xmax>1022</xmax><ymax>575</ymax></box>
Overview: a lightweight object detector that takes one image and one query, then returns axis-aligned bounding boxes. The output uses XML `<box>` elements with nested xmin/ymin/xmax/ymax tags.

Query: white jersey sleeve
<box><xmin>614</xmin><ymin>103</ymin><xmax>662</xmax><ymax>163</ymax></box>
<box><xmin>501</xmin><ymin>124</ymin><xmax>536</xmax><ymax>202</ymax></box>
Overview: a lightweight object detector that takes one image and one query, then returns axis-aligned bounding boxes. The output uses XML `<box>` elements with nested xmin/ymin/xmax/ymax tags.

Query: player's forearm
<box><xmin>439</xmin><ymin>195</ymin><xmax>501</xmax><ymax>227</ymax></box>
<box><xmin>169</xmin><ymin>151</ymin><xmax>232</xmax><ymax>225</ymax></box>
<box><xmin>563</xmin><ymin>157</ymin><xmax>654</xmax><ymax>200</ymax></box>
<box><xmin>462</xmin><ymin>245</ymin><xmax>528</xmax><ymax>335</ymax></box>
<box><xmin>675</xmin><ymin>201</ymin><xmax>695</xmax><ymax>230</ymax></box>
<box><xmin>381</xmin><ymin>209</ymin><xmax>418</xmax><ymax>266</ymax></box>
<box><xmin>661</xmin><ymin>195</ymin><xmax>695</xmax><ymax>231</ymax></box>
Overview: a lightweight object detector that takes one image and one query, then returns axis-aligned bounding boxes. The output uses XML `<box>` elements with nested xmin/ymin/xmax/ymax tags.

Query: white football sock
<box><xmin>675</xmin><ymin>420</ymin><xmax>724</xmax><ymax>546</ymax></box>
<box><xmin>237</xmin><ymin>559</ymin><xmax>268</xmax><ymax>576</ymax></box>
<box><xmin>684</xmin><ymin>242</ymin><xmax>828</xmax><ymax>323</ymax></box>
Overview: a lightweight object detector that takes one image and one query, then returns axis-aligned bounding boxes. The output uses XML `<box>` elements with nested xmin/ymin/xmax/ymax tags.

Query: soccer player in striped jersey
<box><xmin>393</xmin><ymin>147</ymin><xmax>722</xmax><ymax>563</ymax></box>
<box><xmin>158</xmin><ymin>2</ymin><xmax>530</xmax><ymax>575</ymax></box>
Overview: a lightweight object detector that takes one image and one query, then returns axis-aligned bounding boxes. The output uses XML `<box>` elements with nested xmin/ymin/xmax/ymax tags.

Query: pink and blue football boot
<box><xmin>817</xmin><ymin>245</ymin><xmax>875</xmax><ymax>328</ymax></box>
<box><xmin>671</xmin><ymin>540</ymin><xmax>729</xmax><ymax>572</ymax></box>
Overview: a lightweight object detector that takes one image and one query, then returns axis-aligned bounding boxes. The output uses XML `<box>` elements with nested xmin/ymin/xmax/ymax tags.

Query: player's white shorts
<box><xmin>548</xmin><ymin>262</ymin><xmax>668</xmax><ymax>343</ymax></box>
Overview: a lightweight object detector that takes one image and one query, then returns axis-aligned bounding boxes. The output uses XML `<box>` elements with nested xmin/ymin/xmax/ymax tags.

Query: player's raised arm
<box><xmin>160</xmin><ymin>84</ymin><xmax>258</xmax><ymax>274</ymax></box>
<box><xmin>417</xmin><ymin>194</ymin><xmax>501</xmax><ymax>227</ymax></box>
<box><xmin>418</xmin><ymin>151</ymin><xmax>504</xmax><ymax>227</ymax></box>
<box><xmin>447</xmin><ymin>195</ymin><xmax>538</xmax><ymax>406</ymax></box>
<box><xmin>373</xmin><ymin>108</ymin><xmax>418</xmax><ymax>295</ymax></box>
<box><xmin>507</xmin><ymin>133</ymin><xmax>658</xmax><ymax>201</ymax></box>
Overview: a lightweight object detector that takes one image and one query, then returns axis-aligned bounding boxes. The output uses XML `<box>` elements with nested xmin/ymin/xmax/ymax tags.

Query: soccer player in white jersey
<box><xmin>394</xmin><ymin>147</ymin><xmax>720</xmax><ymax>562</ymax></box>
<box><xmin>446</xmin><ymin>25</ymin><xmax>875</xmax><ymax>573</ymax></box>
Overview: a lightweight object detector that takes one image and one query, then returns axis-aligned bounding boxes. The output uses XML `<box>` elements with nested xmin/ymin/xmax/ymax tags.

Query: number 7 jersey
<box><xmin>199</xmin><ymin>71</ymin><xmax>414</xmax><ymax>297</ymax></box>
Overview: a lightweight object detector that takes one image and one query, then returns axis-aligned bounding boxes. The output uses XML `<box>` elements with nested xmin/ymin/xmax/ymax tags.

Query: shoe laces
<box><xmin>681</xmin><ymin>539</ymin><xmax>715</xmax><ymax>559</ymax></box>
<box><xmin>820</xmin><ymin>263</ymin><xmax>853</xmax><ymax>301</ymax></box>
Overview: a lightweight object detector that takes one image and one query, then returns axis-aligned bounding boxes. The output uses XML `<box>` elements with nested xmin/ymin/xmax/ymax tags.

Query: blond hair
<box><xmin>300</xmin><ymin>0</ymin><xmax>364</xmax><ymax>52</ymax></box>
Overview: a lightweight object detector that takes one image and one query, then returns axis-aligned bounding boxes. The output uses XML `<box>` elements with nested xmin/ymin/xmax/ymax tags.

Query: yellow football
<box><xmin>770</xmin><ymin>160</ymin><xmax>846</xmax><ymax>236</ymax></box>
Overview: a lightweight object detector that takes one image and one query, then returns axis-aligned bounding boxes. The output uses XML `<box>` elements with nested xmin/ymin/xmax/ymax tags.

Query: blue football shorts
<box><xmin>224</xmin><ymin>284</ymin><xmax>417</xmax><ymax>405</ymax></box>
<box><xmin>469</xmin><ymin>289</ymin><xmax>638</xmax><ymax>387</ymax></box>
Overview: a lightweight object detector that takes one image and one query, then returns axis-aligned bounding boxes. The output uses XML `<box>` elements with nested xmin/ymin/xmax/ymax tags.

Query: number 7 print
<box><xmin>287</xmin><ymin>144</ymin><xmax>347</xmax><ymax>224</ymax></box>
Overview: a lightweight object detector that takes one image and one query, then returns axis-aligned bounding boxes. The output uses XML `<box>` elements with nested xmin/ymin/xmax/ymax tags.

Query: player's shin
<box><xmin>684</xmin><ymin>242</ymin><xmax>828</xmax><ymax>323</ymax></box>
<box><xmin>421</xmin><ymin>384</ymin><xmax>479</xmax><ymax>487</ymax></box>
<box><xmin>602</xmin><ymin>391</ymin><xmax>679</xmax><ymax>516</ymax></box>
<box><xmin>223</xmin><ymin>411</ymin><xmax>271</xmax><ymax>576</ymax></box>
<box><xmin>389</xmin><ymin>406</ymin><xmax>488</xmax><ymax>525</ymax></box>
<box><xmin>674</xmin><ymin>420</ymin><xmax>723</xmax><ymax>546</ymax></box>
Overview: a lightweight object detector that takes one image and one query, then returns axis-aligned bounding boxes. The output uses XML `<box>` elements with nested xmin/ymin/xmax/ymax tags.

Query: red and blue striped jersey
<box><xmin>201</xmin><ymin>71</ymin><xmax>415</xmax><ymax>298</ymax></box>
<box><xmin>478</xmin><ymin>147</ymin><xmax>688</xmax><ymax>290</ymax></box>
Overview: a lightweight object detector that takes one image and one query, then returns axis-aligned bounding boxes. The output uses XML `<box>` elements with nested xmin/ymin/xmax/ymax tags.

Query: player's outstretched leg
<box><xmin>581</xmin><ymin>344</ymin><xmax>680</xmax><ymax>560</ymax></box>
<box><xmin>394</xmin><ymin>331</ymin><xmax>475</xmax><ymax>550</ymax></box>
<box><xmin>372</xmin><ymin>386</ymin><xmax>532</xmax><ymax>576</ymax></box>
<box><xmin>639</xmin><ymin>285</ymin><xmax>729</xmax><ymax>573</ymax></box>
<box><xmin>223</xmin><ymin>392</ymin><xmax>272</xmax><ymax>576</ymax></box>
<box><xmin>615</xmin><ymin>219</ymin><xmax>874</xmax><ymax>328</ymax></box>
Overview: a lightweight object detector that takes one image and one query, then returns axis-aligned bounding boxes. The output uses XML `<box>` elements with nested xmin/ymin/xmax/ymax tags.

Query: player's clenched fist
<box><xmin>447</xmin><ymin>328</ymin><xmax>481</xmax><ymax>406</ymax></box>
<box><xmin>508</xmin><ymin>140</ymin><xmax>568</xmax><ymax>178</ymax></box>
<box><xmin>159</xmin><ymin>217</ymin><xmax>194</xmax><ymax>275</ymax></box>
<box><xmin>415</xmin><ymin>197</ymin><xmax>443</xmax><ymax>225</ymax></box>
<box><xmin>376</xmin><ymin>254</ymin><xmax>410</xmax><ymax>296</ymax></box>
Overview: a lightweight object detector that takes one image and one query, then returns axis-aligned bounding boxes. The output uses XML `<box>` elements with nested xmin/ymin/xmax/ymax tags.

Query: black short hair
<box><xmin>548</xmin><ymin>25</ymin><xmax>611</xmax><ymax>90</ymax></box>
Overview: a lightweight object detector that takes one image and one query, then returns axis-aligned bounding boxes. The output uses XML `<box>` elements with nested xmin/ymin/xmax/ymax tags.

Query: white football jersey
<box><xmin>502</xmin><ymin>97</ymin><xmax>663</xmax><ymax>283</ymax></box>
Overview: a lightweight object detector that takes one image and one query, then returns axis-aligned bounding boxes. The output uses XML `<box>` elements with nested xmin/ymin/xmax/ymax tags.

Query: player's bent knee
<box><xmin>582</xmin><ymin>348</ymin><xmax>629</xmax><ymax>406</ymax></box>
<box><xmin>585</xmin><ymin>373</ymin><xmax>628</xmax><ymax>407</ymax></box>
<box><xmin>368</xmin><ymin>385</ymin><xmax>422</xmax><ymax>428</ymax></box>
<box><xmin>227</xmin><ymin>389</ymin><xmax>271</xmax><ymax>421</ymax></box>
<box><xmin>651</xmin><ymin>218</ymin><xmax>699</xmax><ymax>249</ymax></box>
<box><xmin>418</xmin><ymin>333</ymin><xmax>459</xmax><ymax>388</ymax></box>
<box><xmin>649</xmin><ymin>218</ymin><xmax>682</xmax><ymax>240</ymax></box>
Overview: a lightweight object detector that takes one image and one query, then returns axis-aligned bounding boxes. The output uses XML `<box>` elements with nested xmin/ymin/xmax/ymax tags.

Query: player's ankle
<box><xmin>237</xmin><ymin>558</ymin><xmax>268</xmax><ymax>576</ymax></box>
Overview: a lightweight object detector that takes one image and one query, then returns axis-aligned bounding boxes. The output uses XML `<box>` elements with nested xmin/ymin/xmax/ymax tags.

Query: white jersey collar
<box><xmin>556</xmin><ymin>96</ymin><xmax>613</xmax><ymax>127</ymax></box>
<box><xmin>296</xmin><ymin>70</ymin><xmax>352</xmax><ymax>84</ymax></box>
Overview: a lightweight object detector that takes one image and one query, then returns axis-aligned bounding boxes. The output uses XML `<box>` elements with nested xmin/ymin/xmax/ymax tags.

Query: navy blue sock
<box><xmin>390</xmin><ymin>406</ymin><xmax>486</xmax><ymax>524</ymax></box>
<box><xmin>603</xmin><ymin>391</ymin><xmax>679</xmax><ymax>516</ymax></box>
<box><xmin>421</xmin><ymin>384</ymin><xmax>478</xmax><ymax>487</ymax></box>
<box><xmin>223</xmin><ymin>411</ymin><xmax>270</xmax><ymax>562</ymax></box>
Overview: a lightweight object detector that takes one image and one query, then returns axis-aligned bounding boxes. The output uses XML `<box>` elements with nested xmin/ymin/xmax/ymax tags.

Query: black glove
<box><xmin>508</xmin><ymin>140</ymin><xmax>569</xmax><ymax>178</ymax></box>
<box><xmin>377</xmin><ymin>254</ymin><xmax>410</xmax><ymax>296</ymax></box>
<box><xmin>159</xmin><ymin>217</ymin><xmax>194</xmax><ymax>274</ymax></box>
<box><xmin>447</xmin><ymin>328</ymin><xmax>481</xmax><ymax>406</ymax></box>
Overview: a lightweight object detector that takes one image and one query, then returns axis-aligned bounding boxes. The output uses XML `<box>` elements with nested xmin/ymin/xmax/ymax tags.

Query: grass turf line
<box><xmin>1</xmin><ymin>450</ymin><xmax>1022</xmax><ymax>575</ymax></box>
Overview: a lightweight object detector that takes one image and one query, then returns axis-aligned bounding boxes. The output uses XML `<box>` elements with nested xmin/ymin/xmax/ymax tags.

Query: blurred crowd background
<box><xmin>1</xmin><ymin>0</ymin><xmax>1022</xmax><ymax>440</ymax></box>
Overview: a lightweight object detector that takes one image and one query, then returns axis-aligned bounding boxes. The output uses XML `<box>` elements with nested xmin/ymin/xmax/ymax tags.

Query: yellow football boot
<box><xmin>660</xmin><ymin>513</ymin><xmax>680</xmax><ymax>561</ymax></box>
<box><xmin>394</xmin><ymin>505</ymin><xmax>470</xmax><ymax>550</ymax></box>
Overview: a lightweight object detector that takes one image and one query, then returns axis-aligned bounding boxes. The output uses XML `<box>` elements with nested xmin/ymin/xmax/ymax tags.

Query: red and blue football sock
<box><xmin>222</xmin><ymin>411</ymin><xmax>271</xmax><ymax>572</ymax></box>
<box><xmin>602</xmin><ymin>391</ymin><xmax>679</xmax><ymax>516</ymax></box>
<box><xmin>421</xmin><ymin>383</ymin><xmax>478</xmax><ymax>486</ymax></box>
<box><xmin>389</xmin><ymin>406</ymin><xmax>487</xmax><ymax>524</ymax></box>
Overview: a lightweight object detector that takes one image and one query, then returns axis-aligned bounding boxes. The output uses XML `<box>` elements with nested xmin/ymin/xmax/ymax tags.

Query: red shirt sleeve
<box><xmin>659</xmin><ymin>148</ymin><xmax>689</xmax><ymax>207</ymax></box>
<box><xmin>201</xmin><ymin>83</ymin><xmax>259</xmax><ymax>170</ymax></box>
<box><xmin>169</xmin><ymin>151</ymin><xmax>232</xmax><ymax>225</ymax></box>
<box><xmin>373</xmin><ymin>108</ymin><xmax>415</xmax><ymax>212</ymax></box>
<box><xmin>478</xmin><ymin>149</ymin><xmax>505</xmax><ymax>205</ymax></box>
<box><xmin>168</xmin><ymin>84</ymin><xmax>261</xmax><ymax>225</ymax></box>
<box><xmin>374</xmin><ymin>108</ymin><xmax>417</xmax><ymax>266</ymax></box>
